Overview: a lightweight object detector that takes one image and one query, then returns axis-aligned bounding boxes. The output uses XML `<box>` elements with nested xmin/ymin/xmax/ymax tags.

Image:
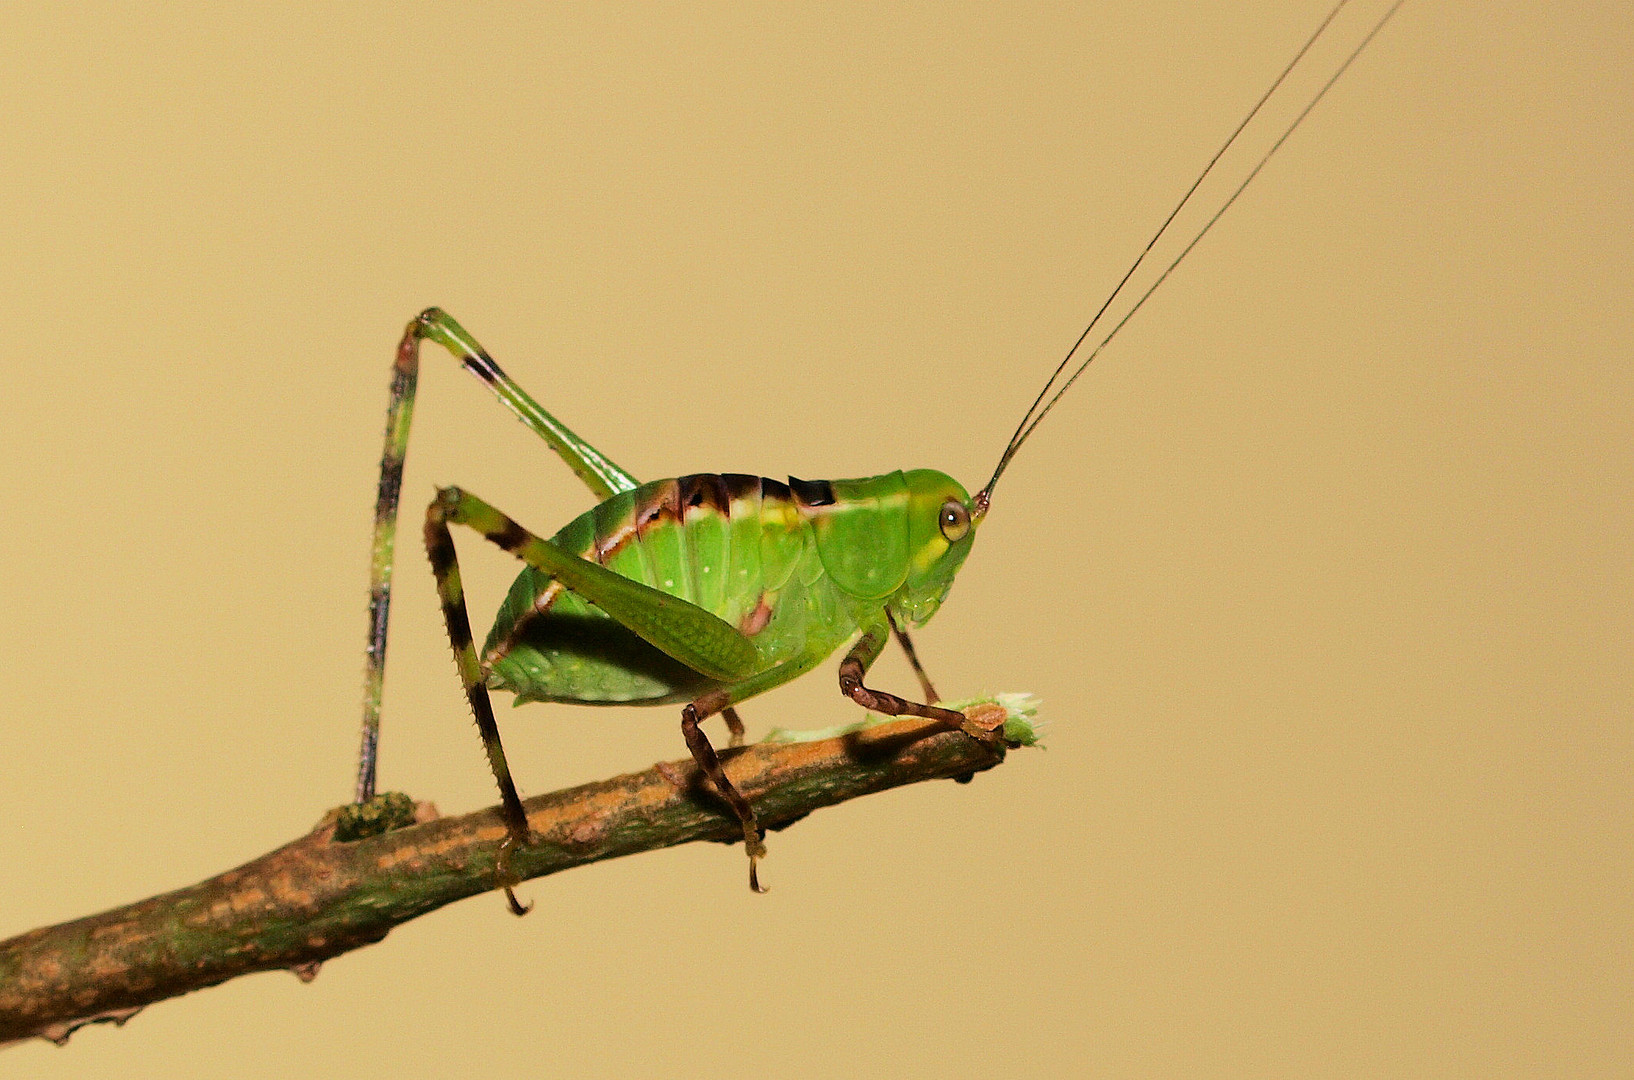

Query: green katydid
<box><xmin>344</xmin><ymin>0</ymin><xmax>1403</xmax><ymax>906</ymax></box>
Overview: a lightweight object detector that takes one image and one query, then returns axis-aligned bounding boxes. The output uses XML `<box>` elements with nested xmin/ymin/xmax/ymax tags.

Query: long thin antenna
<box><xmin>976</xmin><ymin>0</ymin><xmax>1405</xmax><ymax>512</ymax></box>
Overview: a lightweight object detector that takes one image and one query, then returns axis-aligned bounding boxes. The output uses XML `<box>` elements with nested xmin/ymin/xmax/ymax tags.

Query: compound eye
<box><xmin>938</xmin><ymin>499</ymin><xmax>970</xmax><ymax>543</ymax></box>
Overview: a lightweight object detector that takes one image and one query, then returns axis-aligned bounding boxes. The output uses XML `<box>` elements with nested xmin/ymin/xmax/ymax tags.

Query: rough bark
<box><xmin>0</xmin><ymin>714</ymin><xmax>1017</xmax><ymax>1048</ymax></box>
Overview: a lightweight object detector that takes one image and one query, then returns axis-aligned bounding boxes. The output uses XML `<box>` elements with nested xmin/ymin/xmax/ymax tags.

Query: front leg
<box><xmin>839</xmin><ymin>623</ymin><xmax>1002</xmax><ymax>741</ymax></box>
<box><xmin>886</xmin><ymin>609</ymin><xmax>940</xmax><ymax>704</ymax></box>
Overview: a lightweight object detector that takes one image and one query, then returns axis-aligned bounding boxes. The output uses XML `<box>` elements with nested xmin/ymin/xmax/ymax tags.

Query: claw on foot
<box><xmin>748</xmin><ymin>856</ymin><xmax>768</xmax><ymax>894</ymax></box>
<box><xmin>746</xmin><ymin>832</ymin><xmax>769</xmax><ymax>893</ymax></box>
<box><xmin>496</xmin><ymin>831</ymin><xmax>532</xmax><ymax>916</ymax></box>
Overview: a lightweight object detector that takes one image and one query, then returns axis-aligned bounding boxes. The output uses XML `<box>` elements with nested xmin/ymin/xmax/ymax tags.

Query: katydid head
<box><xmin>797</xmin><ymin>470</ymin><xmax>979</xmax><ymax>628</ymax></box>
<box><xmin>885</xmin><ymin>468</ymin><xmax>979</xmax><ymax>629</ymax></box>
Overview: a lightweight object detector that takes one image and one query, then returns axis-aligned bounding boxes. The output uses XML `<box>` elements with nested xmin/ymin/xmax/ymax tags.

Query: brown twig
<box><xmin>0</xmin><ymin>715</ymin><xmax>1016</xmax><ymax>1048</ymax></box>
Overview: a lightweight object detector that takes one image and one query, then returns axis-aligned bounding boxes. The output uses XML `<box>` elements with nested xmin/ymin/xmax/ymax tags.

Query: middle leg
<box><xmin>677</xmin><ymin>652</ymin><xmax>828</xmax><ymax>892</ymax></box>
<box><xmin>682</xmin><ymin>690</ymin><xmax>767</xmax><ymax>892</ymax></box>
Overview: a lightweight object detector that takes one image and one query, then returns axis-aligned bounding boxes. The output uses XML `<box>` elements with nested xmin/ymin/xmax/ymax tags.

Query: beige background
<box><xmin>1</xmin><ymin>2</ymin><xmax>1628</xmax><ymax>1076</ymax></box>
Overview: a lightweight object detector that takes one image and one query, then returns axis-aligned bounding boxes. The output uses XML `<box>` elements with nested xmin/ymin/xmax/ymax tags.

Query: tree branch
<box><xmin>0</xmin><ymin>710</ymin><xmax>1030</xmax><ymax>1048</ymax></box>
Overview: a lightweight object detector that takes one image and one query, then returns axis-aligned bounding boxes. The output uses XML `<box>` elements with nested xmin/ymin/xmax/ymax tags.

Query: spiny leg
<box><xmin>354</xmin><ymin>307</ymin><xmax>640</xmax><ymax>805</ymax></box>
<box><xmin>840</xmin><ymin>622</ymin><xmax>1001</xmax><ymax>741</ymax></box>
<box><xmin>886</xmin><ymin>609</ymin><xmax>940</xmax><ymax>705</ymax></box>
<box><xmin>355</xmin><ymin>330</ymin><xmax>419</xmax><ymax>803</ymax></box>
<box><xmin>423</xmin><ymin>499</ymin><xmax>534</xmax><ymax>916</ymax></box>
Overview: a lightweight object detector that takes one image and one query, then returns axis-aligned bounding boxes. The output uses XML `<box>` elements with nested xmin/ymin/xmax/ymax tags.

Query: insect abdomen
<box><xmin>483</xmin><ymin>473</ymin><xmax>847</xmax><ymax>705</ymax></box>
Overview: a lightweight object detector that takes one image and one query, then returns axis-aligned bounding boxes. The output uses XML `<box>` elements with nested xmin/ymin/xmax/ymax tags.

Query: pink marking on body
<box><xmin>738</xmin><ymin>594</ymin><xmax>773</xmax><ymax>636</ymax></box>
